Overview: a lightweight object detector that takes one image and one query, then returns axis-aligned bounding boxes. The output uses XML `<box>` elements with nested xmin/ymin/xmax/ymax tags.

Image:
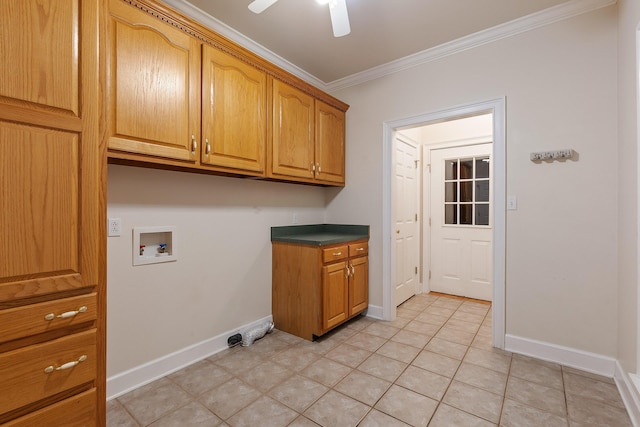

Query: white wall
<box><xmin>106</xmin><ymin>165</ymin><xmax>328</xmax><ymax>376</ymax></box>
<box><xmin>617</xmin><ymin>0</ymin><xmax>640</xmax><ymax>375</ymax></box>
<box><xmin>106</xmin><ymin>3</ymin><xmax>623</xmax><ymax>382</ymax></box>
<box><xmin>328</xmin><ymin>6</ymin><xmax>619</xmax><ymax>356</ymax></box>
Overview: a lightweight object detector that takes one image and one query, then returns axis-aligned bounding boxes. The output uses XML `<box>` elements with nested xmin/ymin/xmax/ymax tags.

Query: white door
<box><xmin>393</xmin><ymin>134</ymin><xmax>420</xmax><ymax>306</ymax></box>
<box><xmin>429</xmin><ymin>143</ymin><xmax>493</xmax><ymax>301</ymax></box>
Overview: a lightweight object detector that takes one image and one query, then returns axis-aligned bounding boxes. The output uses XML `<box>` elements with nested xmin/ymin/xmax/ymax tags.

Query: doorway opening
<box><xmin>383</xmin><ymin>98</ymin><xmax>506</xmax><ymax>349</ymax></box>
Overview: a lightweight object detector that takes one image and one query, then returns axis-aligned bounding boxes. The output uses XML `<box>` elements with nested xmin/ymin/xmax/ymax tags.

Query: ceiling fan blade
<box><xmin>248</xmin><ymin>0</ymin><xmax>278</xmax><ymax>14</ymax></box>
<box><xmin>329</xmin><ymin>0</ymin><xmax>350</xmax><ymax>37</ymax></box>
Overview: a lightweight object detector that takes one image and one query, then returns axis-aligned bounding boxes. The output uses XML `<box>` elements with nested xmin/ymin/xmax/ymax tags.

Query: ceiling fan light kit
<box><xmin>248</xmin><ymin>0</ymin><xmax>351</xmax><ymax>37</ymax></box>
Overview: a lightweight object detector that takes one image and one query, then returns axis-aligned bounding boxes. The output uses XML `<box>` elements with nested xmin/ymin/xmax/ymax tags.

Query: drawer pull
<box><xmin>44</xmin><ymin>355</ymin><xmax>87</xmax><ymax>373</ymax></box>
<box><xmin>44</xmin><ymin>306</ymin><xmax>88</xmax><ymax>321</ymax></box>
<box><xmin>333</xmin><ymin>252</ymin><xmax>342</xmax><ymax>256</ymax></box>
<box><xmin>355</xmin><ymin>247</ymin><xmax>365</xmax><ymax>251</ymax></box>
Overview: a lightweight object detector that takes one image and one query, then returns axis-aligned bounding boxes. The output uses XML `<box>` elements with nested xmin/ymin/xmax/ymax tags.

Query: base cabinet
<box><xmin>272</xmin><ymin>240</ymin><xmax>368</xmax><ymax>340</ymax></box>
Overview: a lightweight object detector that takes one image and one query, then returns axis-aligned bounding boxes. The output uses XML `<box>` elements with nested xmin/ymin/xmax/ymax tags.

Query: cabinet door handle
<box><xmin>351</xmin><ymin>264</ymin><xmax>355</xmax><ymax>276</ymax></box>
<box><xmin>345</xmin><ymin>265</ymin><xmax>350</xmax><ymax>278</ymax></box>
<box><xmin>333</xmin><ymin>252</ymin><xmax>342</xmax><ymax>256</ymax></box>
<box><xmin>44</xmin><ymin>306</ymin><xmax>88</xmax><ymax>321</ymax></box>
<box><xmin>44</xmin><ymin>355</ymin><xmax>87</xmax><ymax>373</ymax></box>
<box><xmin>317</xmin><ymin>163</ymin><xmax>321</xmax><ymax>173</ymax></box>
<box><xmin>191</xmin><ymin>135</ymin><xmax>198</xmax><ymax>154</ymax></box>
<box><xmin>205</xmin><ymin>139</ymin><xmax>211</xmax><ymax>157</ymax></box>
<box><xmin>311</xmin><ymin>163</ymin><xmax>316</xmax><ymax>175</ymax></box>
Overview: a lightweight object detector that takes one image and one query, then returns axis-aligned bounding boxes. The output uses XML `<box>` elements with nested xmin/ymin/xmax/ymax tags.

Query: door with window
<box><xmin>430</xmin><ymin>143</ymin><xmax>492</xmax><ymax>301</ymax></box>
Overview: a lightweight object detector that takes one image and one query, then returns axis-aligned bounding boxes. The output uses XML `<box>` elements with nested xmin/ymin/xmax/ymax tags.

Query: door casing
<box><xmin>382</xmin><ymin>98</ymin><xmax>506</xmax><ymax>349</ymax></box>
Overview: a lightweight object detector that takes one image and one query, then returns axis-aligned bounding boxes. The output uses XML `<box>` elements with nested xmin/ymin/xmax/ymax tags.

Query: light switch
<box><xmin>507</xmin><ymin>196</ymin><xmax>517</xmax><ymax>210</ymax></box>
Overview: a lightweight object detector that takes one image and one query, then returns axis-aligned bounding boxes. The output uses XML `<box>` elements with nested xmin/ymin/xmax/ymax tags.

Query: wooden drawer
<box><xmin>322</xmin><ymin>245</ymin><xmax>348</xmax><ymax>263</ymax></box>
<box><xmin>4</xmin><ymin>388</ymin><xmax>96</xmax><ymax>427</ymax></box>
<box><xmin>0</xmin><ymin>294</ymin><xmax>97</xmax><ymax>344</ymax></box>
<box><xmin>349</xmin><ymin>242</ymin><xmax>368</xmax><ymax>257</ymax></box>
<box><xmin>0</xmin><ymin>329</ymin><xmax>96</xmax><ymax>415</ymax></box>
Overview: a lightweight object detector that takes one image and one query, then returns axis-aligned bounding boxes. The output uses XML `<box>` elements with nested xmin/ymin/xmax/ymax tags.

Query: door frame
<box><xmin>382</xmin><ymin>98</ymin><xmax>506</xmax><ymax>349</ymax></box>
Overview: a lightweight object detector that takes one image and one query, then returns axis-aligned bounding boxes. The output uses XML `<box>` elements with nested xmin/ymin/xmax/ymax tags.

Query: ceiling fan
<box><xmin>248</xmin><ymin>0</ymin><xmax>351</xmax><ymax>37</ymax></box>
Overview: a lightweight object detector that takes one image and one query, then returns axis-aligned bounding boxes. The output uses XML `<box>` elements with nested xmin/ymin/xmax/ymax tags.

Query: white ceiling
<box><xmin>162</xmin><ymin>0</ymin><xmax>613</xmax><ymax>89</ymax></box>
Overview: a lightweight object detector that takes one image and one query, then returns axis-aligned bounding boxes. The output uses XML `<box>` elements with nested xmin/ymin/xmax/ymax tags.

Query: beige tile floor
<box><xmin>107</xmin><ymin>293</ymin><xmax>633</xmax><ymax>426</ymax></box>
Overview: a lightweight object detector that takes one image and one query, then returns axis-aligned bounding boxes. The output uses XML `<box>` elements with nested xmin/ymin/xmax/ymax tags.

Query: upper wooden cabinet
<box><xmin>0</xmin><ymin>0</ymin><xmax>104</xmax><ymax>424</ymax></box>
<box><xmin>270</xmin><ymin>79</ymin><xmax>315</xmax><ymax>181</ymax></box>
<box><xmin>270</xmin><ymin>80</ymin><xmax>346</xmax><ymax>186</ymax></box>
<box><xmin>315</xmin><ymin>100</ymin><xmax>346</xmax><ymax>185</ymax></box>
<box><xmin>106</xmin><ymin>0</ymin><xmax>201</xmax><ymax>162</ymax></box>
<box><xmin>201</xmin><ymin>45</ymin><xmax>267</xmax><ymax>173</ymax></box>
<box><xmin>105</xmin><ymin>0</ymin><xmax>348</xmax><ymax>185</ymax></box>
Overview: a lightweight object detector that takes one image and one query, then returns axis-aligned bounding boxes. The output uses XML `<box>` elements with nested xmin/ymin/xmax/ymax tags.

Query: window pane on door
<box><xmin>445</xmin><ymin>160</ymin><xmax>458</xmax><ymax>180</ymax></box>
<box><xmin>460</xmin><ymin>160</ymin><xmax>473</xmax><ymax>179</ymax></box>
<box><xmin>445</xmin><ymin>182</ymin><xmax>457</xmax><ymax>202</ymax></box>
<box><xmin>445</xmin><ymin>204</ymin><xmax>457</xmax><ymax>224</ymax></box>
<box><xmin>460</xmin><ymin>204</ymin><xmax>472</xmax><ymax>225</ymax></box>
<box><xmin>476</xmin><ymin>204</ymin><xmax>489</xmax><ymax>225</ymax></box>
<box><xmin>441</xmin><ymin>154</ymin><xmax>491</xmax><ymax>226</ymax></box>
<box><xmin>476</xmin><ymin>157</ymin><xmax>490</xmax><ymax>178</ymax></box>
<box><xmin>460</xmin><ymin>181</ymin><xmax>473</xmax><ymax>202</ymax></box>
<box><xmin>476</xmin><ymin>180</ymin><xmax>489</xmax><ymax>202</ymax></box>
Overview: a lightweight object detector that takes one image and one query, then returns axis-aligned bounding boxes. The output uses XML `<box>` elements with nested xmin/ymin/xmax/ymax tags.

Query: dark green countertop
<box><xmin>271</xmin><ymin>224</ymin><xmax>369</xmax><ymax>246</ymax></box>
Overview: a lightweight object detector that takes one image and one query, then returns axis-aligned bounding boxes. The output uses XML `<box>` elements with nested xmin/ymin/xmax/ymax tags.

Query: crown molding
<box><xmin>160</xmin><ymin>0</ymin><xmax>327</xmax><ymax>89</ymax></box>
<box><xmin>162</xmin><ymin>0</ymin><xmax>615</xmax><ymax>93</ymax></box>
<box><xmin>326</xmin><ymin>0</ymin><xmax>616</xmax><ymax>92</ymax></box>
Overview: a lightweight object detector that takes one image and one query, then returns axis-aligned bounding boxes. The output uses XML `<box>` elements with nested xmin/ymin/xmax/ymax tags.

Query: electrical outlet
<box><xmin>108</xmin><ymin>218</ymin><xmax>121</xmax><ymax>237</ymax></box>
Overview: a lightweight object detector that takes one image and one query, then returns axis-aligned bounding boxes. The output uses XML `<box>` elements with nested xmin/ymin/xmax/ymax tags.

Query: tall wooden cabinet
<box><xmin>0</xmin><ymin>0</ymin><xmax>105</xmax><ymax>425</ymax></box>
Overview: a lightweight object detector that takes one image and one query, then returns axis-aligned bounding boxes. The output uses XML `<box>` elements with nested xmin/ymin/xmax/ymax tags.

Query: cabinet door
<box><xmin>201</xmin><ymin>46</ymin><xmax>266</xmax><ymax>173</ymax></box>
<box><xmin>270</xmin><ymin>80</ymin><xmax>315</xmax><ymax>180</ymax></box>
<box><xmin>106</xmin><ymin>0</ymin><xmax>200</xmax><ymax>162</ymax></box>
<box><xmin>322</xmin><ymin>262</ymin><xmax>349</xmax><ymax>331</ymax></box>
<box><xmin>0</xmin><ymin>0</ymin><xmax>99</xmax><ymax>303</ymax></box>
<box><xmin>349</xmin><ymin>256</ymin><xmax>369</xmax><ymax>316</ymax></box>
<box><xmin>315</xmin><ymin>101</ymin><xmax>345</xmax><ymax>185</ymax></box>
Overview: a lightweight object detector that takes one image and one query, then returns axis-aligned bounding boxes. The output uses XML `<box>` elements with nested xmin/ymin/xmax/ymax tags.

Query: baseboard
<box><xmin>366</xmin><ymin>304</ymin><xmax>383</xmax><ymax>320</ymax></box>
<box><xmin>106</xmin><ymin>315</ymin><xmax>273</xmax><ymax>400</ymax></box>
<box><xmin>504</xmin><ymin>334</ymin><xmax>616</xmax><ymax>377</ymax></box>
<box><xmin>614</xmin><ymin>363</ymin><xmax>640</xmax><ymax>426</ymax></box>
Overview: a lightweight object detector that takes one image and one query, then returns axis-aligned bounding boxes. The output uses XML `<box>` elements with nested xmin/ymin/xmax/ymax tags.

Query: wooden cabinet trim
<box><xmin>119</xmin><ymin>0</ymin><xmax>348</xmax><ymax>113</ymax></box>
